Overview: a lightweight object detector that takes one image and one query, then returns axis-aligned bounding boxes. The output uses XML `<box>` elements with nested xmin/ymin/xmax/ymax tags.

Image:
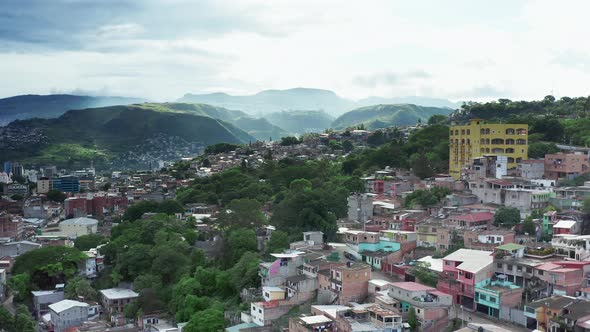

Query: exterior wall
<box><xmin>544</xmin><ymin>153</ymin><xmax>590</xmax><ymax>180</ymax></box>
<box><xmin>519</xmin><ymin>161</ymin><xmax>545</xmax><ymax>179</ymax></box>
<box><xmin>0</xmin><ymin>214</ymin><xmax>23</xmax><ymax>239</ymax></box>
<box><xmin>449</xmin><ymin>120</ymin><xmax>528</xmax><ymax>179</ymax></box>
<box><xmin>59</xmin><ymin>222</ymin><xmax>98</xmax><ymax>238</ymax></box>
<box><xmin>37</xmin><ymin>179</ymin><xmax>52</xmax><ymax>194</ymax></box>
<box><xmin>51</xmin><ymin>306</ymin><xmax>88</xmax><ymax>332</ymax></box>
<box><xmin>330</xmin><ymin>265</ymin><xmax>371</xmax><ymax>304</ymax></box>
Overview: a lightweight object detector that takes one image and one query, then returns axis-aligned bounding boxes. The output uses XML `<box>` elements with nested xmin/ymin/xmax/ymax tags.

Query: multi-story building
<box><xmin>0</xmin><ymin>213</ymin><xmax>23</xmax><ymax>240</ymax></box>
<box><xmin>444</xmin><ymin>212</ymin><xmax>494</xmax><ymax>230</ymax></box>
<box><xmin>552</xmin><ymin>234</ymin><xmax>590</xmax><ymax>261</ymax></box>
<box><xmin>463</xmin><ymin>230</ymin><xmax>515</xmax><ymax>251</ymax></box>
<box><xmin>259</xmin><ymin>251</ymin><xmax>304</xmax><ymax>287</ymax></box>
<box><xmin>49</xmin><ymin>299</ymin><xmax>89</xmax><ymax>332</ymax></box>
<box><xmin>37</xmin><ymin>177</ymin><xmax>52</xmax><ymax>194</ymax></box>
<box><xmin>544</xmin><ymin>152</ymin><xmax>590</xmax><ymax>180</ymax></box>
<box><xmin>449</xmin><ymin>119</ymin><xmax>528</xmax><ymax>179</ymax></box>
<box><xmin>333</xmin><ymin>303</ymin><xmax>404</xmax><ymax>332</ymax></box>
<box><xmin>437</xmin><ymin>249</ymin><xmax>494</xmax><ymax>310</ymax></box>
<box><xmin>378</xmin><ymin>282</ymin><xmax>452</xmax><ymax>332</ymax></box>
<box><xmin>99</xmin><ymin>288</ymin><xmax>139</xmax><ymax>316</ymax></box>
<box><xmin>474</xmin><ymin>277</ymin><xmax>523</xmax><ymax>319</ymax></box>
<box><xmin>553</xmin><ymin>219</ymin><xmax>581</xmax><ymax>235</ymax></box>
<box><xmin>32</xmin><ymin>286</ymin><xmax>65</xmax><ymax>320</ymax></box>
<box><xmin>519</xmin><ymin>159</ymin><xmax>545</xmax><ymax>180</ymax></box>
<box><xmin>328</xmin><ymin>262</ymin><xmax>371</xmax><ymax>305</ymax></box>
<box><xmin>52</xmin><ymin>175</ymin><xmax>80</xmax><ymax>193</ymax></box>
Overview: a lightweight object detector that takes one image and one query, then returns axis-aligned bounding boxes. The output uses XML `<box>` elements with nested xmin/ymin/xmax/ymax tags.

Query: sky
<box><xmin>1</xmin><ymin>0</ymin><xmax>590</xmax><ymax>101</ymax></box>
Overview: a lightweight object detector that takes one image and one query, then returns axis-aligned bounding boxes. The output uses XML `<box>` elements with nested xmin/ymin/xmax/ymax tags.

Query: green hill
<box><xmin>331</xmin><ymin>104</ymin><xmax>453</xmax><ymax>130</ymax></box>
<box><xmin>0</xmin><ymin>94</ymin><xmax>145</xmax><ymax>125</ymax></box>
<box><xmin>0</xmin><ymin>104</ymin><xmax>255</xmax><ymax>169</ymax></box>
<box><xmin>266</xmin><ymin>110</ymin><xmax>334</xmax><ymax>134</ymax></box>
<box><xmin>132</xmin><ymin>103</ymin><xmax>287</xmax><ymax>141</ymax></box>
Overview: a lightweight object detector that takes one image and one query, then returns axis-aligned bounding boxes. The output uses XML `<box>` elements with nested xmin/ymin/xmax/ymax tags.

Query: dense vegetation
<box><xmin>0</xmin><ymin>105</ymin><xmax>254</xmax><ymax>168</ymax></box>
<box><xmin>342</xmin><ymin>124</ymin><xmax>450</xmax><ymax>178</ymax></box>
<box><xmin>0</xmin><ymin>94</ymin><xmax>143</xmax><ymax>125</ymax></box>
<box><xmin>266</xmin><ymin>110</ymin><xmax>334</xmax><ymax>134</ymax></box>
<box><xmin>332</xmin><ymin>104</ymin><xmax>453</xmax><ymax>130</ymax></box>
<box><xmin>454</xmin><ymin>96</ymin><xmax>590</xmax><ymax>146</ymax></box>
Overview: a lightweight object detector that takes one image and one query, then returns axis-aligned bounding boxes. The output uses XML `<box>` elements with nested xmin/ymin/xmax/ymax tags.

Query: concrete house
<box><xmin>99</xmin><ymin>288</ymin><xmax>139</xmax><ymax>316</ymax></box>
<box><xmin>49</xmin><ymin>299</ymin><xmax>89</xmax><ymax>332</ymax></box>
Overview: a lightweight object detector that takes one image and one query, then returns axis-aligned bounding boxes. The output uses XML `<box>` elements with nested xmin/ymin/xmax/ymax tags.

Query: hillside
<box><xmin>332</xmin><ymin>104</ymin><xmax>454</xmax><ymax>130</ymax></box>
<box><xmin>357</xmin><ymin>96</ymin><xmax>460</xmax><ymax>109</ymax></box>
<box><xmin>178</xmin><ymin>88</ymin><xmax>356</xmax><ymax>115</ymax></box>
<box><xmin>0</xmin><ymin>105</ymin><xmax>254</xmax><ymax>169</ymax></box>
<box><xmin>266</xmin><ymin>110</ymin><xmax>334</xmax><ymax>135</ymax></box>
<box><xmin>132</xmin><ymin>103</ymin><xmax>287</xmax><ymax>141</ymax></box>
<box><xmin>0</xmin><ymin>94</ymin><xmax>145</xmax><ymax>125</ymax></box>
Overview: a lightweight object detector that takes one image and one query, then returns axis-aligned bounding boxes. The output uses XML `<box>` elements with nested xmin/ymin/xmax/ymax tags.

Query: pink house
<box><xmin>446</xmin><ymin>212</ymin><xmax>494</xmax><ymax>229</ymax></box>
<box><xmin>534</xmin><ymin>261</ymin><xmax>590</xmax><ymax>296</ymax></box>
<box><xmin>437</xmin><ymin>249</ymin><xmax>493</xmax><ymax>310</ymax></box>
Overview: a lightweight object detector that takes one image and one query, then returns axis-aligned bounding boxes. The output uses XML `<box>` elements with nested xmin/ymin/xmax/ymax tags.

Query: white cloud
<box><xmin>2</xmin><ymin>0</ymin><xmax>590</xmax><ymax>101</ymax></box>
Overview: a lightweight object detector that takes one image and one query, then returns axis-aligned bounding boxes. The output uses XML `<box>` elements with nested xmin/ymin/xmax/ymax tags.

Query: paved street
<box><xmin>454</xmin><ymin>306</ymin><xmax>530</xmax><ymax>332</ymax></box>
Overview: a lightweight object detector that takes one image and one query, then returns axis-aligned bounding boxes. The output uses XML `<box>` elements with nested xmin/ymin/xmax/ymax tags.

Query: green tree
<box><xmin>0</xmin><ymin>307</ymin><xmax>14</xmax><ymax>331</ymax></box>
<box><xmin>289</xmin><ymin>178</ymin><xmax>312</xmax><ymax>192</ymax></box>
<box><xmin>407</xmin><ymin>307</ymin><xmax>417</xmax><ymax>331</ymax></box>
<box><xmin>494</xmin><ymin>207</ymin><xmax>521</xmax><ymax>227</ymax></box>
<box><xmin>226</xmin><ymin>228</ymin><xmax>258</xmax><ymax>264</ymax></box>
<box><xmin>342</xmin><ymin>140</ymin><xmax>354</xmax><ymax>153</ymax></box>
<box><xmin>65</xmin><ymin>276</ymin><xmax>97</xmax><ymax>300</ymax></box>
<box><xmin>409</xmin><ymin>262</ymin><xmax>438</xmax><ymax>287</ymax></box>
<box><xmin>14</xmin><ymin>305</ymin><xmax>35</xmax><ymax>332</ymax></box>
<box><xmin>7</xmin><ymin>274</ymin><xmax>30</xmax><ymax>303</ymax></box>
<box><xmin>158</xmin><ymin>199</ymin><xmax>184</xmax><ymax>215</ymax></box>
<box><xmin>521</xmin><ymin>220</ymin><xmax>536</xmax><ymax>235</ymax></box>
<box><xmin>10</xmin><ymin>194</ymin><xmax>24</xmax><ymax>201</ymax></box>
<box><xmin>265</xmin><ymin>231</ymin><xmax>289</xmax><ymax>255</ymax></box>
<box><xmin>427</xmin><ymin>114</ymin><xmax>448</xmax><ymax>125</ymax></box>
<box><xmin>123</xmin><ymin>200</ymin><xmax>160</xmax><ymax>221</ymax></box>
<box><xmin>183</xmin><ymin>307</ymin><xmax>225</xmax><ymax>332</ymax></box>
<box><xmin>280</xmin><ymin>136</ymin><xmax>300</xmax><ymax>146</ymax></box>
<box><xmin>528</xmin><ymin>142</ymin><xmax>559</xmax><ymax>159</ymax></box>
<box><xmin>46</xmin><ymin>189</ymin><xmax>66</xmax><ymax>202</ymax></box>
<box><xmin>74</xmin><ymin>234</ymin><xmax>107</xmax><ymax>251</ymax></box>
<box><xmin>218</xmin><ymin>199</ymin><xmax>265</xmax><ymax>229</ymax></box>
<box><xmin>582</xmin><ymin>197</ymin><xmax>590</xmax><ymax>215</ymax></box>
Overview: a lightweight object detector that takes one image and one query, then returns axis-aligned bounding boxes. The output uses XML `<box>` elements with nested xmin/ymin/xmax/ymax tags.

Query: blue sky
<box><xmin>1</xmin><ymin>0</ymin><xmax>589</xmax><ymax>101</ymax></box>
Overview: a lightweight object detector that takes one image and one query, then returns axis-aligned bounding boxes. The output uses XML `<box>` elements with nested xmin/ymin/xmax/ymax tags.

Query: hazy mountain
<box><xmin>136</xmin><ymin>103</ymin><xmax>288</xmax><ymax>141</ymax></box>
<box><xmin>266</xmin><ymin>110</ymin><xmax>334</xmax><ymax>135</ymax></box>
<box><xmin>332</xmin><ymin>104</ymin><xmax>454</xmax><ymax>130</ymax></box>
<box><xmin>357</xmin><ymin>96</ymin><xmax>460</xmax><ymax>109</ymax></box>
<box><xmin>179</xmin><ymin>88</ymin><xmax>356</xmax><ymax>115</ymax></box>
<box><xmin>0</xmin><ymin>104</ymin><xmax>254</xmax><ymax>169</ymax></box>
<box><xmin>0</xmin><ymin>94</ymin><xmax>145</xmax><ymax>125</ymax></box>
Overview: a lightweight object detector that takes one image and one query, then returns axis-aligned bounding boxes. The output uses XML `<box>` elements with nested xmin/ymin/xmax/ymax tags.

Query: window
<box><xmin>497</xmin><ymin>263</ymin><xmax>503</xmax><ymax>269</ymax></box>
<box><xmin>538</xmin><ymin>270</ymin><xmax>544</xmax><ymax>275</ymax></box>
<box><xmin>467</xmin><ymin>129</ymin><xmax>470</xmax><ymax>135</ymax></box>
<box><xmin>489</xmin><ymin>296</ymin><xmax>496</xmax><ymax>303</ymax></box>
<box><xmin>461</xmin><ymin>130</ymin><xmax>465</xmax><ymax>135</ymax></box>
<box><xmin>526</xmin><ymin>267</ymin><xmax>532</xmax><ymax>273</ymax></box>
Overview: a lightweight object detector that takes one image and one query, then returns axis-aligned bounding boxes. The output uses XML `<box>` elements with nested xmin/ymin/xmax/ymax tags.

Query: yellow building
<box><xmin>449</xmin><ymin>119</ymin><xmax>528</xmax><ymax>179</ymax></box>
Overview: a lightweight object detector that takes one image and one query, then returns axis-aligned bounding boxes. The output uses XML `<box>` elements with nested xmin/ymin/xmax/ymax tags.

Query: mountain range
<box><xmin>332</xmin><ymin>104</ymin><xmax>454</xmax><ymax>130</ymax></box>
<box><xmin>0</xmin><ymin>104</ymin><xmax>255</xmax><ymax>169</ymax></box>
<box><xmin>178</xmin><ymin>88</ymin><xmax>459</xmax><ymax>116</ymax></box>
<box><xmin>0</xmin><ymin>94</ymin><xmax>145</xmax><ymax>125</ymax></box>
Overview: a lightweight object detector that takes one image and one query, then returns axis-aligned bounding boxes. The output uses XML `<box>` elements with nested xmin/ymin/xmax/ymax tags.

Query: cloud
<box><xmin>353</xmin><ymin>70</ymin><xmax>431</xmax><ymax>88</ymax></box>
<box><xmin>2</xmin><ymin>0</ymin><xmax>590</xmax><ymax>102</ymax></box>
